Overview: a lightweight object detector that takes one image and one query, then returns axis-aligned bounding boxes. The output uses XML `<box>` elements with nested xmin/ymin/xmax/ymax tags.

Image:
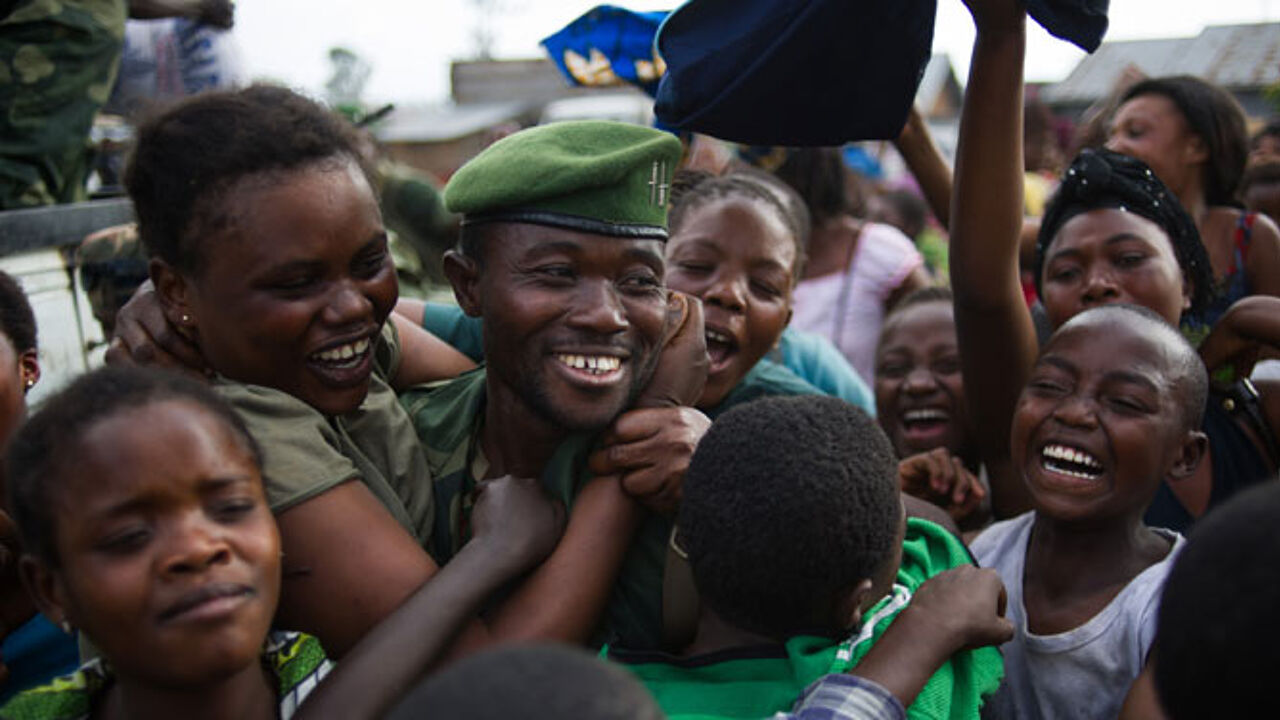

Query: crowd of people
<box><xmin>1</xmin><ymin>0</ymin><xmax>1279</xmax><ymax>718</ymax></box>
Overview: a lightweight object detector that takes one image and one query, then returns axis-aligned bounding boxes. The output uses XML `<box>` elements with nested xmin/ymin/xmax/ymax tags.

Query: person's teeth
<box><xmin>556</xmin><ymin>354</ymin><xmax>621</xmax><ymax>374</ymax></box>
<box><xmin>315</xmin><ymin>338</ymin><xmax>370</xmax><ymax>363</ymax></box>
<box><xmin>904</xmin><ymin>409</ymin><xmax>947</xmax><ymax>422</ymax></box>
<box><xmin>706</xmin><ymin>330</ymin><xmax>731</xmax><ymax>344</ymax></box>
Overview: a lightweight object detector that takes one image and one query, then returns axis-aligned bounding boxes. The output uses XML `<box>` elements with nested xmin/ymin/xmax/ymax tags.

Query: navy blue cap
<box><xmin>653</xmin><ymin>0</ymin><xmax>936</xmax><ymax>146</ymax></box>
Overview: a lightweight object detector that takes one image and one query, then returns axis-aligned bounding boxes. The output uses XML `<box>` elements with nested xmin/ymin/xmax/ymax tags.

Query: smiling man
<box><xmin>401</xmin><ymin>120</ymin><xmax>708</xmax><ymax>650</ymax></box>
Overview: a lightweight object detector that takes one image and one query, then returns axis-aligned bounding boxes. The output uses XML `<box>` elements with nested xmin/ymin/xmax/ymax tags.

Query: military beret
<box><xmin>444</xmin><ymin>120</ymin><xmax>683</xmax><ymax>240</ymax></box>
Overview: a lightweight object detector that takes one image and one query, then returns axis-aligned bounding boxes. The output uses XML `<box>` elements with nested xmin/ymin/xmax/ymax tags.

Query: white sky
<box><xmin>232</xmin><ymin>0</ymin><xmax>1280</xmax><ymax>106</ymax></box>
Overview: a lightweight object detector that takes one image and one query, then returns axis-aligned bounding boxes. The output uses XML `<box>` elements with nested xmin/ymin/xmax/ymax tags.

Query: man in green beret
<box><xmin>400</xmin><ymin>119</ymin><xmax>709</xmax><ymax>650</ymax></box>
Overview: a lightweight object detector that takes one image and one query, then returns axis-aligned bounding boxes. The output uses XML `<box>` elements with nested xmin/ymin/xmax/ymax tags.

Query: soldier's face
<box><xmin>470</xmin><ymin>223</ymin><xmax>668</xmax><ymax>432</ymax></box>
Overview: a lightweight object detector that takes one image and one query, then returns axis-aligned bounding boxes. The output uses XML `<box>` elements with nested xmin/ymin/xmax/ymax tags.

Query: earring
<box><xmin>23</xmin><ymin>378</ymin><xmax>34</xmax><ymax>390</ymax></box>
<box><xmin>58</xmin><ymin>621</ymin><xmax>73</xmax><ymax>635</ymax></box>
<box><xmin>180</xmin><ymin>313</ymin><xmax>192</xmax><ymax>325</ymax></box>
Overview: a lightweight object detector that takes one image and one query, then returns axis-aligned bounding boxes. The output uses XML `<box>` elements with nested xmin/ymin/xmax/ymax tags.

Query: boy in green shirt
<box><xmin>608</xmin><ymin>396</ymin><xmax>1009</xmax><ymax>719</ymax></box>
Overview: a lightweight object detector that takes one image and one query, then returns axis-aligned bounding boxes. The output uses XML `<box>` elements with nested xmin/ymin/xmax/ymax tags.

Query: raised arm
<box><xmin>1244</xmin><ymin>212</ymin><xmax>1280</xmax><ymax>299</ymax></box>
<box><xmin>294</xmin><ymin>476</ymin><xmax>563</xmax><ymax>720</ymax></box>
<box><xmin>388</xmin><ymin>313</ymin><xmax>476</xmax><ymax>389</ymax></box>
<box><xmin>894</xmin><ymin>106</ymin><xmax>954</xmax><ymax>230</ymax></box>
<box><xmin>948</xmin><ymin>0</ymin><xmax>1040</xmax><ymax>518</ymax></box>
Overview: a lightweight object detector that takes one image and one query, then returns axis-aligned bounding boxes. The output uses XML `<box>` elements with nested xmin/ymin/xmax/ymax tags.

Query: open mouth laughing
<box><xmin>1040</xmin><ymin>443</ymin><xmax>1105</xmax><ymax>481</ymax></box>
<box><xmin>705</xmin><ymin>325</ymin><xmax>739</xmax><ymax>375</ymax></box>
<box><xmin>306</xmin><ymin>334</ymin><xmax>375</xmax><ymax>387</ymax></box>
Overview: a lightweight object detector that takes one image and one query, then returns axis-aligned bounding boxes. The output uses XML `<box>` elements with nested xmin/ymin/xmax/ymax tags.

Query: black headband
<box><xmin>1034</xmin><ymin>149</ymin><xmax>1216</xmax><ymax>319</ymax></box>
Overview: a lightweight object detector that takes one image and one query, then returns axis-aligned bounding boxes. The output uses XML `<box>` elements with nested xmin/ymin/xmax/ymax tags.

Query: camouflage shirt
<box><xmin>400</xmin><ymin>368</ymin><xmax>670</xmax><ymax>650</ymax></box>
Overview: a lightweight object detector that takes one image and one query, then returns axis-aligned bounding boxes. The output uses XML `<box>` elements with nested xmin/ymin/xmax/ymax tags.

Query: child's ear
<box><xmin>1168</xmin><ymin>430</ymin><xmax>1209</xmax><ymax>481</ymax></box>
<box><xmin>443</xmin><ymin>250</ymin><xmax>483</xmax><ymax>317</ymax></box>
<box><xmin>840</xmin><ymin>578</ymin><xmax>877</xmax><ymax>631</ymax></box>
<box><xmin>18</xmin><ymin>349</ymin><xmax>39</xmax><ymax>394</ymax></box>
<box><xmin>19</xmin><ymin>556</ymin><xmax>72</xmax><ymax>632</ymax></box>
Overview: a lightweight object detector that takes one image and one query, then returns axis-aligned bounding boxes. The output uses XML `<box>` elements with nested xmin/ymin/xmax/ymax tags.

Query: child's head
<box><xmin>127</xmin><ymin>85</ymin><xmax>396</xmax><ymax>417</ymax></box>
<box><xmin>667</xmin><ymin>170</ymin><xmax>808</xmax><ymax>407</ymax></box>
<box><xmin>0</xmin><ymin>270</ymin><xmax>38</xmax><ymax>456</ymax></box>
<box><xmin>6</xmin><ymin>366</ymin><xmax>279</xmax><ymax>688</ymax></box>
<box><xmin>1154</xmin><ymin>482</ymin><xmax>1280</xmax><ymax>719</ymax></box>
<box><xmin>386</xmin><ymin>644</ymin><xmax>663</xmax><ymax>720</ymax></box>
<box><xmin>679</xmin><ymin>396</ymin><xmax>903</xmax><ymax>639</ymax></box>
<box><xmin>1010</xmin><ymin>304</ymin><xmax>1207</xmax><ymax>524</ymax></box>
<box><xmin>875</xmin><ymin>287</ymin><xmax>974</xmax><ymax>464</ymax></box>
<box><xmin>1034</xmin><ymin>148</ymin><xmax>1216</xmax><ymax>329</ymax></box>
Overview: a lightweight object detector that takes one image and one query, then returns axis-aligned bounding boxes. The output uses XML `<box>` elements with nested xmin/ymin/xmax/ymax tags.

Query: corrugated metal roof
<box><xmin>1044</xmin><ymin>22</ymin><xmax>1280</xmax><ymax>104</ymax></box>
<box><xmin>373</xmin><ymin>100</ymin><xmax>536</xmax><ymax>143</ymax></box>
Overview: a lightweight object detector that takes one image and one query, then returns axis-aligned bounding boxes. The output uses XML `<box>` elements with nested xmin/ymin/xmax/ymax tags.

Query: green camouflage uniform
<box><xmin>378</xmin><ymin>160</ymin><xmax>457</xmax><ymax>299</ymax></box>
<box><xmin>75</xmin><ymin>222</ymin><xmax>147</xmax><ymax>334</ymax></box>
<box><xmin>0</xmin><ymin>0</ymin><xmax>126</xmax><ymax>208</ymax></box>
<box><xmin>400</xmin><ymin>368</ymin><xmax>670</xmax><ymax>650</ymax></box>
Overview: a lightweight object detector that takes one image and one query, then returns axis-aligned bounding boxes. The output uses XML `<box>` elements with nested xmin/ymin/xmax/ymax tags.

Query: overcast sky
<box><xmin>232</xmin><ymin>0</ymin><xmax>1280</xmax><ymax>106</ymax></box>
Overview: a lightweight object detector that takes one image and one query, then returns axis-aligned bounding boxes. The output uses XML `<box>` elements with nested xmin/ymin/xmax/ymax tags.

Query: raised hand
<box><xmin>905</xmin><ymin>565</ymin><xmax>1014</xmax><ymax>651</ymax></box>
<box><xmin>590</xmin><ymin>291</ymin><xmax>711</xmax><ymax>516</ymax></box>
<box><xmin>898</xmin><ymin>448</ymin><xmax>987</xmax><ymax>524</ymax></box>
<box><xmin>469</xmin><ymin>475</ymin><xmax>565</xmax><ymax>576</ymax></box>
<box><xmin>105</xmin><ymin>281</ymin><xmax>211</xmax><ymax>377</ymax></box>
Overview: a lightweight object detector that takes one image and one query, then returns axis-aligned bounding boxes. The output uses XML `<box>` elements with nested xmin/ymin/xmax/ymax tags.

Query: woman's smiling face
<box><xmin>665</xmin><ymin>197</ymin><xmax>796</xmax><ymax>408</ymax></box>
<box><xmin>875</xmin><ymin>300</ymin><xmax>972</xmax><ymax>460</ymax></box>
<box><xmin>176</xmin><ymin>157</ymin><xmax>397</xmax><ymax>417</ymax></box>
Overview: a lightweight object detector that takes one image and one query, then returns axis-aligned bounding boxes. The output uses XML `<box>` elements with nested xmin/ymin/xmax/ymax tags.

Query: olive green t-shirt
<box><xmin>213</xmin><ymin>322</ymin><xmax>435</xmax><ymax>545</ymax></box>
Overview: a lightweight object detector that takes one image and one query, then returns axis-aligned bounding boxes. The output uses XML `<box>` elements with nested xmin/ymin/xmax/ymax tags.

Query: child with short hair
<box><xmin>969</xmin><ymin>305</ymin><xmax>1208</xmax><ymax>719</ymax></box>
<box><xmin>1149</xmin><ymin>482</ymin><xmax>1280</xmax><ymax>718</ymax></box>
<box><xmin>609</xmin><ymin>395</ymin><xmax>1009</xmax><ymax>719</ymax></box>
<box><xmin>0</xmin><ymin>366</ymin><xmax>560</xmax><ymax>720</ymax></box>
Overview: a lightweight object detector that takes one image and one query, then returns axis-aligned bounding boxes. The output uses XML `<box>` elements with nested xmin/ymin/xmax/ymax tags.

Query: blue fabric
<box><xmin>774</xmin><ymin>328</ymin><xmax>875</xmax><ymax>417</ymax></box>
<box><xmin>653</xmin><ymin>0</ymin><xmax>936</xmax><ymax>145</ymax></box>
<box><xmin>420</xmin><ymin>302</ymin><xmax>484</xmax><ymax>364</ymax></box>
<box><xmin>541</xmin><ymin>5</ymin><xmax>670</xmax><ymax>97</ymax></box>
<box><xmin>1027</xmin><ymin>0</ymin><xmax>1109</xmax><ymax>53</ymax></box>
<box><xmin>0</xmin><ymin>615</ymin><xmax>79</xmax><ymax>704</ymax></box>
<box><xmin>781</xmin><ymin>674</ymin><xmax>907</xmax><ymax>720</ymax></box>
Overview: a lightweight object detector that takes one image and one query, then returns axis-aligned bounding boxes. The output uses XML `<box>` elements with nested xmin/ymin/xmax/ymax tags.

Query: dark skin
<box><xmin>947</xmin><ymin>0</ymin><xmax>1280</xmax><ymax>523</ymax></box>
<box><xmin>442</xmin><ymin>225</ymin><xmax>709</xmax><ymax>642</ymax></box>
<box><xmin>0</xmin><ymin>336</ymin><xmax>39</xmax><ymax>687</ymax></box>
<box><xmin>111</xmin><ymin>160</ymin><xmax>682</xmax><ymax>656</ymax></box>
<box><xmin>680</xmin><ymin>505</ymin><xmax>1010</xmax><ymax>710</ymax></box>
<box><xmin>111</xmin><ymin>242</ymin><xmax>705</xmax><ymax>658</ymax></box>
<box><xmin>1009</xmin><ymin>315</ymin><xmax>1206</xmax><ymax>636</ymax></box>
<box><xmin>1107</xmin><ymin>96</ymin><xmax>1280</xmax><ymax>303</ymax></box>
<box><xmin>294</xmin><ymin>476</ymin><xmax>563</xmax><ymax>720</ymax></box>
<box><xmin>951</xmin><ymin>0</ymin><xmax>1209</xmax><ymax>636</ymax></box>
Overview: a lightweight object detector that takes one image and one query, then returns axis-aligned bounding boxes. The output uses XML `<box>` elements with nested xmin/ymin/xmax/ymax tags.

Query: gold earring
<box><xmin>23</xmin><ymin>378</ymin><xmax>34</xmax><ymax>390</ymax></box>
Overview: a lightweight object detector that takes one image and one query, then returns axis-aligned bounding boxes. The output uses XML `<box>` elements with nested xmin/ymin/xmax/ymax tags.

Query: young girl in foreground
<box><xmin>0</xmin><ymin>367</ymin><xmax>560</xmax><ymax>720</ymax></box>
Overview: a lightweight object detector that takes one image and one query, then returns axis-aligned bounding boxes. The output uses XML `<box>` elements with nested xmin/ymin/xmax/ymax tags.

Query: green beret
<box><xmin>444</xmin><ymin>120</ymin><xmax>683</xmax><ymax>240</ymax></box>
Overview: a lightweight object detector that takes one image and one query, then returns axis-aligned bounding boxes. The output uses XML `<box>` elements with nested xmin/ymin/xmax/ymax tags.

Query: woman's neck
<box><xmin>104</xmin><ymin>663</ymin><xmax>276</xmax><ymax>720</ymax></box>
